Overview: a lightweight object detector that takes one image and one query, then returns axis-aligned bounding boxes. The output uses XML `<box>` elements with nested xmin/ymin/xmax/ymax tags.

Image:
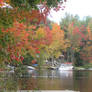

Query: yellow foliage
<box><xmin>87</xmin><ymin>26</ymin><xmax>92</xmax><ymax>40</ymax></box>
<box><xmin>43</xmin><ymin>23</ymin><xmax>69</xmax><ymax>58</ymax></box>
<box><xmin>51</xmin><ymin>23</ymin><xmax>68</xmax><ymax>51</ymax></box>
<box><xmin>5</xmin><ymin>0</ymin><xmax>10</xmax><ymax>3</ymax></box>
<box><xmin>36</xmin><ymin>27</ymin><xmax>45</xmax><ymax>39</ymax></box>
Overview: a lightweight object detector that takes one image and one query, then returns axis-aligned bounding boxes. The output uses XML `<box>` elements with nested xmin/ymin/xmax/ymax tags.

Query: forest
<box><xmin>0</xmin><ymin>0</ymin><xmax>92</xmax><ymax>71</ymax></box>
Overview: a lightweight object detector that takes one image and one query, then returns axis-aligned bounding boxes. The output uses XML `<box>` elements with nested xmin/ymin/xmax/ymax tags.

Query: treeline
<box><xmin>60</xmin><ymin>14</ymin><xmax>92</xmax><ymax>66</ymax></box>
<box><xmin>1</xmin><ymin>0</ymin><xmax>92</xmax><ymax>68</ymax></box>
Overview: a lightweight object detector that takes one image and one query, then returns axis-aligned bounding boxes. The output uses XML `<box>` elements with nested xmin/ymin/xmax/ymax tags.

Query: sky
<box><xmin>48</xmin><ymin>0</ymin><xmax>92</xmax><ymax>24</ymax></box>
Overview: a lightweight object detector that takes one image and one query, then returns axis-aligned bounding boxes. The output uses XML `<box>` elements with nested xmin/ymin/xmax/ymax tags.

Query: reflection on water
<box><xmin>73</xmin><ymin>71</ymin><xmax>92</xmax><ymax>92</ymax></box>
<box><xmin>0</xmin><ymin>70</ymin><xmax>92</xmax><ymax>92</ymax></box>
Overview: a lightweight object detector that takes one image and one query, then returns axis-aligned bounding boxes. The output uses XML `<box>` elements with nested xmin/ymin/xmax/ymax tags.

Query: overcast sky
<box><xmin>48</xmin><ymin>0</ymin><xmax>92</xmax><ymax>24</ymax></box>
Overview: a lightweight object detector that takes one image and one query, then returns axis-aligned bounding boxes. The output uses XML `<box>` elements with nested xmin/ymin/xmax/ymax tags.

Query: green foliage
<box><xmin>23</xmin><ymin>53</ymin><xmax>34</xmax><ymax>65</ymax></box>
<box><xmin>47</xmin><ymin>0</ymin><xmax>58</xmax><ymax>7</ymax></box>
<box><xmin>11</xmin><ymin>0</ymin><xmax>28</xmax><ymax>8</ymax></box>
<box><xmin>83</xmin><ymin>63</ymin><xmax>92</xmax><ymax>69</ymax></box>
<box><xmin>60</xmin><ymin>14</ymin><xmax>92</xmax><ymax>66</ymax></box>
<box><xmin>74</xmin><ymin>52</ymin><xmax>84</xmax><ymax>66</ymax></box>
<box><xmin>10</xmin><ymin>0</ymin><xmax>63</xmax><ymax>9</ymax></box>
<box><xmin>14</xmin><ymin>65</ymin><xmax>28</xmax><ymax>77</ymax></box>
<box><xmin>0</xmin><ymin>9</ymin><xmax>13</xmax><ymax>28</ymax></box>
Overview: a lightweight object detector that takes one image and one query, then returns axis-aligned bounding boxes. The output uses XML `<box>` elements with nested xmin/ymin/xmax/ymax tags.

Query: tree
<box><xmin>0</xmin><ymin>0</ymin><xmax>67</xmax><ymax>28</ymax></box>
<box><xmin>0</xmin><ymin>0</ymin><xmax>67</xmax><ymax>68</ymax></box>
<box><xmin>41</xmin><ymin>23</ymin><xmax>69</xmax><ymax>66</ymax></box>
<box><xmin>60</xmin><ymin>14</ymin><xmax>91</xmax><ymax>66</ymax></box>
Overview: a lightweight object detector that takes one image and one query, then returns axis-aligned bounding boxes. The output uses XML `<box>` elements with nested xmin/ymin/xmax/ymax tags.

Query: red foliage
<box><xmin>30</xmin><ymin>10</ymin><xmax>46</xmax><ymax>24</ymax></box>
<box><xmin>17</xmin><ymin>52</ymin><xmax>19</xmax><ymax>57</ymax></box>
<box><xmin>88</xmin><ymin>57</ymin><xmax>92</xmax><ymax>60</ymax></box>
<box><xmin>20</xmin><ymin>56</ymin><xmax>24</xmax><ymax>61</ymax></box>
<box><xmin>35</xmin><ymin>47</ymin><xmax>39</xmax><ymax>50</ymax></box>
<box><xmin>0</xmin><ymin>0</ymin><xmax>3</xmax><ymax>3</ymax></box>
<box><xmin>73</xmin><ymin>26</ymin><xmax>88</xmax><ymax>42</ymax></box>
<box><xmin>15</xmin><ymin>57</ymin><xmax>20</xmax><ymax>62</ymax></box>
<box><xmin>32</xmin><ymin>60</ymin><xmax>36</xmax><ymax>64</ymax></box>
<box><xmin>10</xmin><ymin>54</ymin><xmax>16</xmax><ymax>60</ymax></box>
<box><xmin>44</xmin><ymin>26</ymin><xmax>52</xmax><ymax>45</ymax></box>
<box><xmin>36</xmin><ymin>50</ymin><xmax>40</xmax><ymax>54</ymax></box>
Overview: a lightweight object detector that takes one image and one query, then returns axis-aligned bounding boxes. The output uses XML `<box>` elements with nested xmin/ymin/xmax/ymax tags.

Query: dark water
<box><xmin>0</xmin><ymin>70</ymin><xmax>92</xmax><ymax>92</ymax></box>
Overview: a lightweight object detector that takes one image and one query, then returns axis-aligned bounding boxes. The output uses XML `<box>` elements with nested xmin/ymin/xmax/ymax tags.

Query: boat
<box><xmin>26</xmin><ymin>66</ymin><xmax>36</xmax><ymax>74</ymax></box>
<box><xmin>27</xmin><ymin>66</ymin><xmax>35</xmax><ymax>70</ymax></box>
<box><xmin>58</xmin><ymin>63</ymin><xmax>73</xmax><ymax>71</ymax></box>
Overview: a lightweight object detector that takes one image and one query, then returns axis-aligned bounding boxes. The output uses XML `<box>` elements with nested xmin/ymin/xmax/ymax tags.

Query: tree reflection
<box><xmin>0</xmin><ymin>72</ymin><xmax>18</xmax><ymax>92</ymax></box>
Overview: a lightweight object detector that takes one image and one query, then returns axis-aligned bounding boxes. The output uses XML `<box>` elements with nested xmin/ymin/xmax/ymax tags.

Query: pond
<box><xmin>0</xmin><ymin>70</ymin><xmax>92</xmax><ymax>92</ymax></box>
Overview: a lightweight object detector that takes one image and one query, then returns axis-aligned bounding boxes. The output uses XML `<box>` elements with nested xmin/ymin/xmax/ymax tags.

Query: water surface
<box><xmin>0</xmin><ymin>70</ymin><xmax>92</xmax><ymax>92</ymax></box>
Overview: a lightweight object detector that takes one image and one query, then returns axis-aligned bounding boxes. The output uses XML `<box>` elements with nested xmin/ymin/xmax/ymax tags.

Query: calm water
<box><xmin>0</xmin><ymin>70</ymin><xmax>92</xmax><ymax>92</ymax></box>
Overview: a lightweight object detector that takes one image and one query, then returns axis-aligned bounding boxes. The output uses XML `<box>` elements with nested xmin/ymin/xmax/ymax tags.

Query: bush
<box><xmin>14</xmin><ymin>65</ymin><xmax>28</xmax><ymax>77</ymax></box>
<box><xmin>83</xmin><ymin>63</ymin><xmax>92</xmax><ymax>69</ymax></box>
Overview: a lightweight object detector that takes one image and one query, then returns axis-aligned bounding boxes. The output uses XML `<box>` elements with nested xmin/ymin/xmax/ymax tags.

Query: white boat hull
<box><xmin>59</xmin><ymin>66</ymin><xmax>73</xmax><ymax>71</ymax></box>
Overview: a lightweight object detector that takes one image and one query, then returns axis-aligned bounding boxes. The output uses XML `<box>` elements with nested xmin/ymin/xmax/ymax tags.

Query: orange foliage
<box><xmin>44</xmin><ymin>26</ymin><xmax>52</xmax><ymax>45</ymax></box>
<box><xmin>87</xmin><ymin>27</ymin><xmax>92</xmax><ymax>40</ymax></box>
<box><xmin>1</xmin><ymin>21</ymin><xmax>67</xmax><ymax>62</ymax></box>
<box><xmin>1</xmin><ymin>21</ymin><xmax>40</xmax><ymax>62</ymax></box>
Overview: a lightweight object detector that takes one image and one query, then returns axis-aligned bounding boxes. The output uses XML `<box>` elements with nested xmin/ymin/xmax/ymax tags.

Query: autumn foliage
<box><xmin>2</xmin><ymin>0</ymin><xmax>92</xmax><ymax>67</ymax></box>
<box><xmin>0</xmin><ymin>18</ymin><xmax>68</xmax><ymax>65</ymax></box>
